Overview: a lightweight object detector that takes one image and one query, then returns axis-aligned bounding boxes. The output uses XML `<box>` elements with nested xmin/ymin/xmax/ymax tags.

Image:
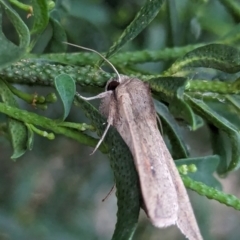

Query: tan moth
<box><xmin>64</xmin><ymin>42</ymin><xmax>203</xmax><ymax>240</ymax></box>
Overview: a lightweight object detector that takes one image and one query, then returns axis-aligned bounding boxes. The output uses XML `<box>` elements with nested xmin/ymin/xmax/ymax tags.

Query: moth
<box><xmin>99</xmin><ymin>76</ymin><xmax>203</xmax><ymax>240</ymax></box>
<box><xmin>64</xmin><ymin>42</ymin><xmax>203</xmax><ymax>240</ymax></box>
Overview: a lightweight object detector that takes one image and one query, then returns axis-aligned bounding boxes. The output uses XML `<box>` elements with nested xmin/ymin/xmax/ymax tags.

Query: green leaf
<box><xmin>149</xmin><ymin>76</ymin><xmax>188</xmax><ymax>101</ymax></box>
<box><xmin>54</xmin><ymin>74</ymin><xmax>76</xmax><ymax>121</ymax></box>
<box><xmin>45</xmin><ymin>13</ymin><xmax>67</xmax><ymax>53</ymax></box>
<box><xmin>207</xmin><ymin>97</ymin><xmax>240</xmax><ymax>129</ymax></box>
<box><xmin>149</xmin><ymin>76</ymin><xmax>201</xmax><ymax>129</ymax></box>
<box><xmin>176</xmin><ymin>155</ymin><xmax>221</xmax><ymax>189</ymax></box>
<box><xmin>28</xmin><ymin>0</ymin><xmax>49</xmax><ymax>51</ymax></box>
<box><xmin>205</xmin><ymin>98</ymin><xmax>240</xmax><ymax>174</ymax></box>
<box><xmin>154</xmin><ymin>99</ymin><xmax>188</xmax><ymax>159</ymax></box>
<box><xmin>30</xmin><ymin>0</ymin><xmax>49</xmax><ymax>35</ymax></box>
<box><xmin>165</xmin><ymin>44</ymin><xmax>240</xmax><ymax>75</ymax></box>
<box><xmin>9</xmin><ymin>118</ymin><xmax>28</xmax><ymax>159</ymax></box>
<box><xmin>26</xmin><ymin>123</ymin><xmax>34</xmax><ymax>151</ymax></box>
<box><xmin>169</xmin><ymin>100</ymin><xmax>203</xmax><ymax>131</ymax></box>
<box><xmin>186</xmin><ymin>95</ymin><xmax>240</xmax><ymax>173</ymax></box>
<box><xmin>0</xmin><ymin>80</ymin><xmax>28</xmax><ymax>159</ymax></box>
<box><xmin>102</xmin><ymin>0</ymin><xmax>166</xmax><ymax>62</ymax></box>
<box><xmin>0</xmin><ymin>1</ymin><xmax>30</xmax><ymax>69</ymax></box>
<box><xmin>210</xmin><ymin>129</ymin><xmax>231</xmax><ymax>175</ymax></box>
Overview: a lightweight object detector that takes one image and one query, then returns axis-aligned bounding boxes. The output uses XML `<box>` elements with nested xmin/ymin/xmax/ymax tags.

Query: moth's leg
<box><xmin>75</xmin><ymin>91</ymin><xmax>115</xmax><ymax>154</ymax></box>
<box><xmin>102</xmin><ymin>184</ymin><xmax>116</xmax><ymax>202</ymax></box>
<box><xmin>90</xmin><ymin>98</ymin><xmax>116</xmax><ymax>155</ymax></box>
<box><xmin>76</xmin><ymin>91</ymin><xmax>110</xmax><ymax>152</ymax></box>
<box><xmin>75</xmin><ymin>91</ymin><xmax>116</xmax><ymax>155</ymax></box>
<box><xmin>90</xmin><ymin>121</ymin><xmax>111</xmax><ymax>155</ymax></box>
<box><xmin>76</xmin><ymin>91</ymin><xmax>112</xmax><ymax>101</ymax></box>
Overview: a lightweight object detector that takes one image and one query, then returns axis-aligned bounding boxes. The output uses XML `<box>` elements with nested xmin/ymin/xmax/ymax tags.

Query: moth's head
<box><xmin>105</xmin><ymin>75</ymin><xmax>130</xmax><ymax>91</ymax></box>
<box><xmin>105</xmin><ymin>78</ymin><xmax>120</xmax><ymax>91</ymax></box>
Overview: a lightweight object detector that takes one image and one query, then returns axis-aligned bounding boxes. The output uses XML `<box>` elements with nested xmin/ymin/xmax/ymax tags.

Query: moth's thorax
<box><xmin>100</xmin><ymin>76</ymin><xmax>155</xmax><ymax>121</ymax></box>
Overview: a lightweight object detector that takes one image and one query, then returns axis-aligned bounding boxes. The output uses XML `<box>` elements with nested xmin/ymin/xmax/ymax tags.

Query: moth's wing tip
<box><xmin>176</xmin><ymin>220</ymin><xmax>203</xmax><ymax>240</ymax></box>
<box><xmin>150</xmin><ymin>217</ymin><xmax>177</xmax><ymax>228</ymax></box>
<box><xmin>147</xmin><ymin>200</ymin><xmax>178</xmax><ymax>228</ymax></box>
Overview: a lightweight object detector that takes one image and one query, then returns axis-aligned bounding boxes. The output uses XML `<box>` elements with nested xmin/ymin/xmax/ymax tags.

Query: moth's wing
<box><xmin>163</xmin><ymin>145</ymin><xmax>203</xmax><ymax>240</ymax></box>
<box><xmin>114</xmin><ymin>79</ymin><xmax>178</xmax><ymax>227</ymax></box>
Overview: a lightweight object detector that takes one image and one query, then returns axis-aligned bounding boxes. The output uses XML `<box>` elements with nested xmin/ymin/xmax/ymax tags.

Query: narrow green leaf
<box><xmin>8</xmin><ymin>118</ymin><xmax>28</xmax><ymax>160</ymax></box>
<box><xmin>169</xmin><ymin>100</ymin><xmax>201</xmax><ymax>130</ymax></box>
<box><xmin>28</xmin><ymin>0</ymin><xmax>49</xmax><ymax>51</ymax></box>
<box><xmin>45</xmin><ymin>13</ymin><xmax>67</xmax><ymax>53</ymax></box>
<box><xmin>154</xmin><ymin>99</ymin><xmax>188</xmax><ymax>159</ymax></box>
<box><xmin>102</xmin><ymin>0</ymin><xmax>165</xmax><ymax>62</ymax></box>
<box><xmin>54</xmin><ymin>74</ymin><xmax>76</xmax><ymax>121</ymax></box>
<box><xmin>2</xmin><ymin>1</ymin><xmax>30</xmax><ymax>48</ymax></box>
<box><xmin>204</xmin><ymin>97</ymin><xmax>240</xmax><ymax>174</ymax></box>
<box><xmin>207</xmin><ymin>98</ymin><xmax>240</xmax><ymax>132</ymax></box>
<box><xmin>186</xmin><ymin>95</ymin><xmax>240</xmax><ymax>173</ymax></box>
<box><xmin>30</xmin><ymin>0</ymin><xmax>49</xmax><ymax>35</ymax></box>
<box><xmin>148</xmin><ymin>76</ymin><xmax>187</xmax><ymax>101</ymax></box>
<box><xmin>0</xmin><ymin>80</ymin><xmax>28</xmax><ymax>159</ymax></box>
<box><xmin>0</xmin><ymin>1</ymin><xmax>30</xmax><ymax>68</ymax></box>
<box><xmin>25</xmin><ymin>123</ymin><xmax>34</xmax><ymax>151</ymax></box>
<box><xmin>210</xmin><ymin>129</ymin><xmax>231</xmax><ymax>175</ymax></box>
<box><xmin>149</xmin><ymin>76</ymin><xmax>200</xmax><ymax>129</ymax></box>
<box><xmin>165</xmin><ymin>44</ymin><xmax>240</xmax><ymax>75</ymax></box>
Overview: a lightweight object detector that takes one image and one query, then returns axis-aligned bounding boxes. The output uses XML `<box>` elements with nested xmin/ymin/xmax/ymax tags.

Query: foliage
<box><xmin>0</xmin><ymin>0</ymin><xmax>240</xmax><ymax>239</ymax></box>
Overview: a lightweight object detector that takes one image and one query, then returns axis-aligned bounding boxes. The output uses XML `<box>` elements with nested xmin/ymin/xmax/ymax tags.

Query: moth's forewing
<box><xmin>112</xmin><ymin>77</ymin><xmax>178</xmax><ymax>227</ymax></box>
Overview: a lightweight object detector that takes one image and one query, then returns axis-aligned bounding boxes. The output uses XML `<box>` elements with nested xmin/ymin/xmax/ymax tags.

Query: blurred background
<box><xmin>0</xmin><ymin>0</ymin><xmax>240</xmax><ymax>239</ymax></box>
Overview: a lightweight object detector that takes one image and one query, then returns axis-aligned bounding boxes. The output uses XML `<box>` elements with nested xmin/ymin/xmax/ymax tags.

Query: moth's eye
<box><xmin>106</xmin><ymin>80</ymin><xmax>120</xmax><ymax>91</ymax></box>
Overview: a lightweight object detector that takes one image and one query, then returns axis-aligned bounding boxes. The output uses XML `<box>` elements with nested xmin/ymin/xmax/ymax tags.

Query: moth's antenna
<box><xmin>63</xmin><ymin>42</ymin><xmax>121</xmax><ymax>82</ymax></box>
